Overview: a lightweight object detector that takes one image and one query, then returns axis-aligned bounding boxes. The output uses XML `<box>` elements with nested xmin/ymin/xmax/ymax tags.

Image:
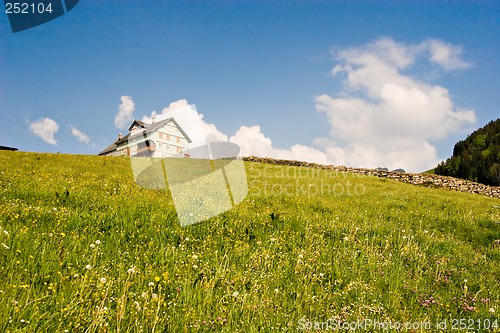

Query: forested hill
<box><xmin>435</xmin><ymin>118</ymin><xmax>500</xmax><ymax>186</ymax></box>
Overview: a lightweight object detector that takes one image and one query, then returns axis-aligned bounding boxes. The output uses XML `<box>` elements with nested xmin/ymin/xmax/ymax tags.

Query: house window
<box><xmin>176</xmin><ymin>137</ymin><xmax>181</xmax><ymax>143</ymax></box>
<box><xmin>166</xmin><ymin>134</ymin><xmax>171</xmax><ymax>141</ymax></box>
<box><xmin>159</xmin><ymin>133</ymin><xmax>163</xmax><ymax>139</ymax></box>
<box><xmin>177</xmin><ymin>147</ymin><xmax>182</xmax><ymax>153</ymax></box>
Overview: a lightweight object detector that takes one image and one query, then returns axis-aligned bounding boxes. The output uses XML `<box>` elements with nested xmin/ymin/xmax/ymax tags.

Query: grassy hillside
<box><xmin>422</xmin><ymin>168</ymin><xmax>436</xmax><ymax>174</ymax></box>
<box><xmin>0</xmin><ymin>151</ymin><xmax>499</xmax><ymax>332</ymax></box>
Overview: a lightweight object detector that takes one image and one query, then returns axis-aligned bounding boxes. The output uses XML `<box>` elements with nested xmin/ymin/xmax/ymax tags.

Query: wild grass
<box><xmin>422</xmin><ymin>168</ymin><xmax>436</xmax><ymax>175</ymax></box>
<box><xmin>0</xmin><ymin>151</ymin><xmax>498</xmax><ymax>332</ymax></box>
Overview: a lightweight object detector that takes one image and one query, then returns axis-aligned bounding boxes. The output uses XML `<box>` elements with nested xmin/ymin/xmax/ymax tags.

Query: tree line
<box><xmin>435</xmin><ymin>118</ymin><xmax>500</xmax><ymax>186</ymax></box>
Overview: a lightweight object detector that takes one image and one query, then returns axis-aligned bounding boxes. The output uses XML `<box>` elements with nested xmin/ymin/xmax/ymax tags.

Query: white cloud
<box><xmin>141</xmin><ymin>100</ymin><xmax>331</xmax><ymax>164</ymax></box>
<box><xmin>29</xmin><ymin>118</ymin><xmax>59</xmax><ymax>145</ymax></box>
<box><xmin>420</xmin><ymin>39</ymin><xmax>471</xmax><ymax>70</ymax></box>
<box><xmin>316</xmin><ymin>37</ymin><xmax>475</xmax><ymax>172</ymax></box>
<box><xmin>69</xmin><ymin>125</ymin><xmax>90</xmax><ymax>144</ymax></box>
<box><xmin>132</xmin><ymin>37</ymin><xmax>473</xmax><ymax>172</ymax></box>
<box><xmin>115</xmin><ymin>96</ymin><xmax>135</xmax><ymax>129</ymax></box>
<box><xmin>142</xmin><ymin>99</ymin><xmax>228</xmax><ymax>148</ymax></box>
<box><xmin>229</xmin><ymin>125</ymin><xmax>330</xmax><ymax>164</ymax></box>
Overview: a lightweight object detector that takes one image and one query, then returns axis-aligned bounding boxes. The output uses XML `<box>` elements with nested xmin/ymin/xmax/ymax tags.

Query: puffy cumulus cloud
<box><xmin>69</xmin><ymin>125</ymin><xmax>91</xmax><ymax>144</ymax></box>
<box><xmin>115</xmin><ymin>96</ymin><xmax>135</xmax><ymax>129</ymax></box>
<box><xmin>420</xmin><ymin>39</ymin><xmax>471</xmax><ymax>70</ymax></box>
<box><xmin>29</xmin><ymin>117</ymin><xmax>59</xmax><ymax>145</ymax></box>
<box><xmin>141</xmin><ymin>100</ymin><xmax>330</xmax><ymax>164</ymax></box>
<box><xmin>316</xmin><ymin>37</ymin><xmax>475</xmax><ymax>172</ymax></box>
<box><xmin>142</xmin><ymin>99</ymin><xmax>228</xmax><ymax>148</ymax></box>
<box><xmin>229</xmin><ymin>126</ymin><xmax>330</xmax><ymax>164</ymax></box>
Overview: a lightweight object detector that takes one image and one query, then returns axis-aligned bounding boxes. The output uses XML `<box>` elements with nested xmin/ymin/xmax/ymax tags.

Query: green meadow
<box><xmin>0</xmin><ymin>151</ymin><xmax>498</xmax><ymax>332</ymax></box>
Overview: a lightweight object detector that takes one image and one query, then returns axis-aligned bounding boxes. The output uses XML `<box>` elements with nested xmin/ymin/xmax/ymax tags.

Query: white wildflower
<box><xmin>100</xmin><ymin>277</ymin><xmax>107</xmax><ymax>283</ymax></box>
<box><xmin>148</xmin><ymin>282</ymin><xmax>155</xmax><ymax>287</ymax></box>
<box><xmin>85</xmin><ymin>265</ymin><xmax>92</xmax><ymax>270</ymax></box>
<box><xmin>232</xmin><ymin>291</ymin><xmax>239</xmax><ymax>297</ymax></box>
<box><xmin>95</xmin><ymin>240</ymin><xmax>101</xmax><ymax>245</ymax></box>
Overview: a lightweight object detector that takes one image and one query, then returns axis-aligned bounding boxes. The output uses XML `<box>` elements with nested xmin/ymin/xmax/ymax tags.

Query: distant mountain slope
<box><xmin>436</xmin><ymin>118</ymin><xmax>500</xmax><ymax>186</ymax></box>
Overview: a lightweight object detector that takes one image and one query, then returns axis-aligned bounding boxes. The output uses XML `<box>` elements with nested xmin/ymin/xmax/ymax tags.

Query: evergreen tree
<box><xmin>435</xmin><ymin>118</ymin><xmax>500</xmax><ymax>186</ymax></box>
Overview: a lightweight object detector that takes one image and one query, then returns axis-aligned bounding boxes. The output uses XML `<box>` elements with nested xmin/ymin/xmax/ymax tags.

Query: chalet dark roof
<box><xmin>98</xmin><ymin>142</ymin><xmax>117</xmax><ymax>155</ymax></box>
<box><xmin>128</xmin><ymin>118</ymin><xmax>192</xmax><ymax>143</ymax></box>
<box><xmin>0</xmin><ymin>146</ymin><xmax>18</xmax><ymax>151</ymax></box>
<box><xmin>128</xmin><ymin>120</ymin><xmax>148</xmax><ymax>131</ymax></box>
<box><xmin>116</xmin><ymin>133</ymin><xmax>130</xmax><ymax>145</ymax></box>
<box><xmin>98</xmin><ymin>132</ymin><xmax>133</xmax><ymax>155</ymax></box>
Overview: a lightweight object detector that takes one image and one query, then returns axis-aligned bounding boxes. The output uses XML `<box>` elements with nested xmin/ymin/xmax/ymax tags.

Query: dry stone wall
<box><xmin>243</xmin><ymin>156</ymin><xmax>500</xmax><ymax>199</ymax></box>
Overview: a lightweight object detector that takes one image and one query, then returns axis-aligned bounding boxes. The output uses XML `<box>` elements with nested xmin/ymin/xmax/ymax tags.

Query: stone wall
<box><xmin>243</xmin><ymin>156</ymin><xmax>500</xmax><ymax>199</ymax></box>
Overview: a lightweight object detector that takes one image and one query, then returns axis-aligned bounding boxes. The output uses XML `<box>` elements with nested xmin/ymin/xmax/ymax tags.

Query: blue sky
<box><xmin>1</xmin><ymin>1</ymin><xmax>498</xmax><ymax>172</ymax></box>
